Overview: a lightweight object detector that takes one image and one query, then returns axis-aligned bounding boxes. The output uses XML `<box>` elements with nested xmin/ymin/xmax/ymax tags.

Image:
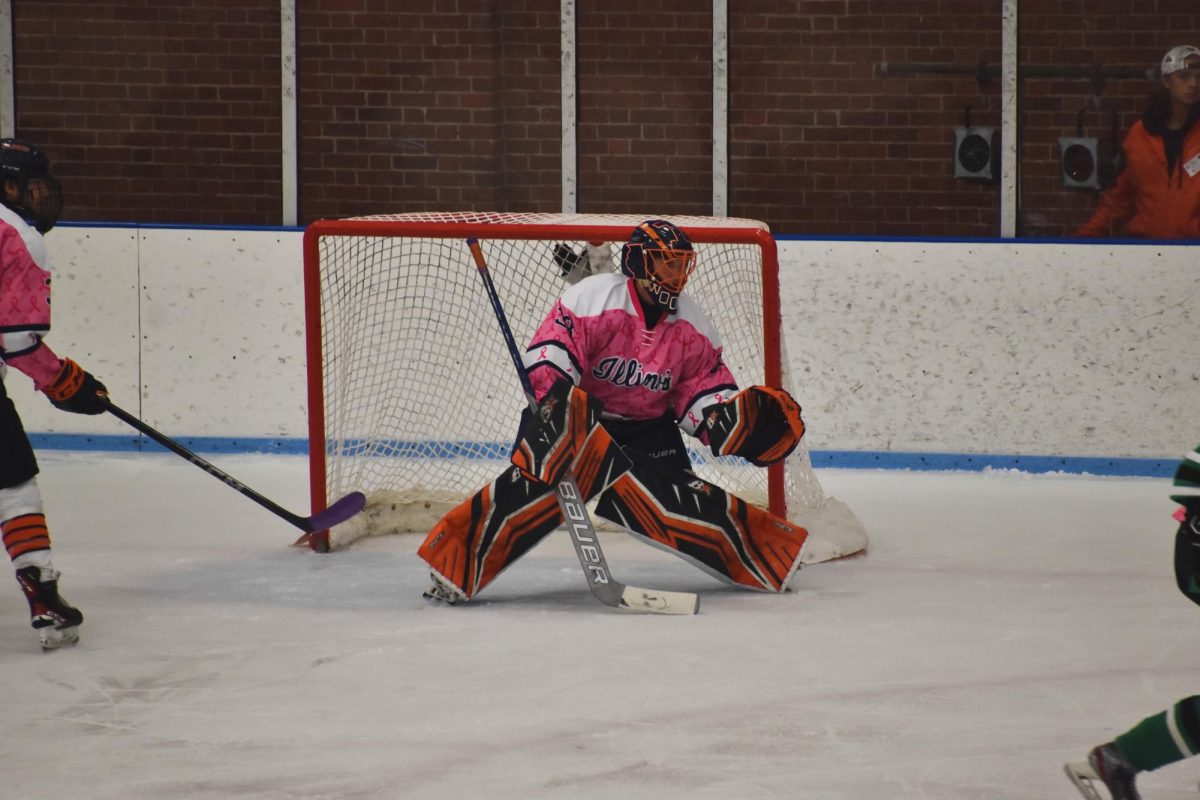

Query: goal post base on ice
<box><xmin>302</xmin><ymin>212</ymin><xmax>868</xmax><ymax>564</ymax></box>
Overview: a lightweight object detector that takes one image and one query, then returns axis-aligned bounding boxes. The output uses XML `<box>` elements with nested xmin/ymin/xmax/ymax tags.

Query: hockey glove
<box><xmin>1175</xmin><ymin>502</ymin><xmax>1200</xmax><ymax>609</ymax></box>
<box><xmin>553</xmin><ymin>242</ymin><xmax>586</xmax><ymax>279</ymax></box>
<box><xmin>552</xmin><ymin>242</ymin><xmax>610</xmax><ymax>285</ymax></box>
<box><xmin>512</xmin><ymin>378</ymin><xmax>604</xmax><ymax>486</ymax></box>
<box><xmin>703</xmin><ymin>385</ymin><xmax>805</xmax><ymax>467</ymax></box>
<box><xmin>44</xmin><ymin>358</ymin><xmax>109</xmax><ymax>415</ymax></box>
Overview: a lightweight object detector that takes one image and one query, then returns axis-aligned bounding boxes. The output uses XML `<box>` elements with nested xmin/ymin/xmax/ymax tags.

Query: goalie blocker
<box><xmin>419</xmin><ymin>380</ymin><xmax>810</xmax><ymax>600</ymax></box>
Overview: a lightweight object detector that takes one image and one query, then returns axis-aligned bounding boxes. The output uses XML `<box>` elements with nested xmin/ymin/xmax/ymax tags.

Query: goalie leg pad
<box><xmin>419</xmin><ymin>466</ymin><xmax>562</xmax><ymax>600</ymax></box>
<box><xmin>418</xmin><ymin>437</ymin><xmax>630</xmax><ymax>600</ymax></box>
<box><xmin>570</xmin><ymin>421</ymin><xmax>634</xmax><ymax>498</ymax></box>
<box><xmin>703</xmin><ymin>385</ymin><xmax>805</xmax><ymax>466</ymax></box>
<box><xmin>595</xmin><ymin>449</ymin><xmax>809</xmax><ymax>592</ymax></box>
<box><xmin>511</xmin><ymin>378</ymin><xmax>605</xmax><ymax>485</ymax></box>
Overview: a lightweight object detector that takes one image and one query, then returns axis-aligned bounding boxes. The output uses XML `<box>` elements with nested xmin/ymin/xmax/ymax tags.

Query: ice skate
<box><xmin>422</xmin><ymin>570</ymin><xmax>464</xmax><ymax>605</ymax></box>
<box><xmin>15</xmin><ymin>566</ymin><xmax>83</xmax><ymax>651</ymax></box>
<box><xmin>1065</xmin><ymin>743</ymin><xmax>1141</xmax><ymax>800</ymax></box>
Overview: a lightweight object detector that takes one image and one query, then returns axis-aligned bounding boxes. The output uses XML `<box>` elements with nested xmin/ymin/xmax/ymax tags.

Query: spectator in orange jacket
<box><xmin>1076</xmin><ymin>45</ymin><xmax>1200</xmax><ymax>238</ymax></box>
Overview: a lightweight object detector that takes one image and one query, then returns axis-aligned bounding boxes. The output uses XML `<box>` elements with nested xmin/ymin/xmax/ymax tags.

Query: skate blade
<box><xmin>1064</xmin><ymin>761</ymin><xmax>1103</xmax><ymax>800</ymax></box>
<box><xmin>39</xmin><ymin>625</ymin><xmax>80</xmax><ymax>652</ymax></box>
<box><xmin>422</xmin><ymin>588</ymin><xmax>458</xmax><ymax>605</ymax></box>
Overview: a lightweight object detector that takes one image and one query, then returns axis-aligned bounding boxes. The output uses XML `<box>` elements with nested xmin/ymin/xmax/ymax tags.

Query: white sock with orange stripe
<box><xmin>1</xmin><ymin>478</ymin><xmax>56</xmax><ymax>579</ymax></box>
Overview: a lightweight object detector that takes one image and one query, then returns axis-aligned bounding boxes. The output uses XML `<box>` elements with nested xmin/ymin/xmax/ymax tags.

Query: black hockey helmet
<box><xmin>619</xmin><ymin>219</ymin><xmax>696</xmax><ymax>313</ymax></box>
<box><xmin>0</xmin><ymin>138</ymin><xmax>63</xmax><ymax>233</ymax></box>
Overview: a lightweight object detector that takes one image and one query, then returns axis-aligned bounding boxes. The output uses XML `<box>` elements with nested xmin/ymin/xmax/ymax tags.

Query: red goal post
<box><xmin>302</xmin><ymin>212</ymin><xmax>867</xmax><ymax>559</ymax></box>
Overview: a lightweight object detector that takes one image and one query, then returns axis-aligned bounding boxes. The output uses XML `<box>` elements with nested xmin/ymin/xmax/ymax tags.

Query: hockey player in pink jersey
<box><xmin>419</xmin><ymin>219</ymin><xmax>808</xmax><ymax>603</ymax></box>
<box><xmin>0</xmin><ymin>139</ymin><xmax>109</xmax><ymax>649</ymax></box>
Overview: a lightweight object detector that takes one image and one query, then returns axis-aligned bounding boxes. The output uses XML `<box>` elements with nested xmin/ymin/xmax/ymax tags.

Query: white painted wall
<box><xmin>9</xmin><ymin>227</ymin><xmax>1196</xmax><ymax>459</ymax></box>
<box><xmin>9</xmin><ymin>226</ymin><xmax>307</xmax><ymax>440</ymax></box>
<box><xmin>781</xmin><ymin>240</ymin><xmax>1195</xmax><ymax>458</ymax></box>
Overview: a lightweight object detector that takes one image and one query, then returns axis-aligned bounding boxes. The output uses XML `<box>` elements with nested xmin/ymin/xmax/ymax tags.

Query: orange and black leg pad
<box><xmin>511</xmin><ymin>379</ymin><xmax>608</xmax><ymax>486</ymax></box>
<box><xmin>418</xmin><ymin>466</ymin><xmax>562</xmax><ymax>600</ymax></box>
<box><xmin>594</xmin><ymin>449</ymin><xmax>810</xmax><ymax>592</ymax></box>
<box><xmin>419</xmin><ymin>422</ymin><xmax>632</xmax><ymax>600</ymax></box>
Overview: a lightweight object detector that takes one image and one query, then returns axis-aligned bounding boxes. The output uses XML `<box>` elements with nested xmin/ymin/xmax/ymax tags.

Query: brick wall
<box><xmin>576</xmin><ymin>1</ymin><xmax>714</xmax><ymax>216</ymax></box>
<box><xmin>13</xmin><ymin>0</ymin><xmax>281</xmax><ymax>225</ymax></box>
<box><xmin>730</xmin><ymin>2</ymin><xmax>1003</xmax><ymax>236</ymax></box>
<box><xmin>11</xmin><ymin>1</ymin><xmax>1200</xmax><ymax>237</ymax></box>
<box><xmin>296</xmin><ymin>1</ymin><xmax>561</xmax><ymax>220</ymax></box>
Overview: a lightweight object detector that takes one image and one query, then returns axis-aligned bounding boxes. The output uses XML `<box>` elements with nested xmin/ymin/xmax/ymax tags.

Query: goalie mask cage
<box><xmin>304</xmin><ymin>212</ymin><xmax>867</xmax><ymax>559</ymax></box>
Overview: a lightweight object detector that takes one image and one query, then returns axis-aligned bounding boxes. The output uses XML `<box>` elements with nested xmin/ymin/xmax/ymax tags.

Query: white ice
<box><xmin>2</xmin><ymin>451</ymin><xmax>1198</xmax><ymax>800</ymax></box>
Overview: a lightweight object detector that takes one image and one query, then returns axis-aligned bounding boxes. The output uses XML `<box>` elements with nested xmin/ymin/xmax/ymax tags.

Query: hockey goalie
<box><xmin>418</xmin><ymin>219</ymin><xmax>811</xmax><ymax>604</ymax></box>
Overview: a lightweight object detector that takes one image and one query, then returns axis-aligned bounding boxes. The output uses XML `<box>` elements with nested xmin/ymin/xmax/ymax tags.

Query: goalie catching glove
<box><xmin>44</xmin><ymin>358</ymin><xmax>108</xmax><ymax>415</ymax></box>
<box><xmin>552</xmin><ymin>241</ymin><xmax>610</xmax><ymax>285</ymax></box>
<box><xmin>703</xmin><ymin>385</ymin><xmax>805</xmax><ymax>466</ymax></box>
<box><xmin>512</xmin><ymin>378</ymin><xmax>629</xmax><ymax>488</ymax></box>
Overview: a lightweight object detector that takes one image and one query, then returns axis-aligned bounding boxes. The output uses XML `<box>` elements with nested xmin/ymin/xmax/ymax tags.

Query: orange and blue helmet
<box><xmin>619</xmin><ymin>219</ymin><xmax>696</xmax><ymax>313</ymax></box>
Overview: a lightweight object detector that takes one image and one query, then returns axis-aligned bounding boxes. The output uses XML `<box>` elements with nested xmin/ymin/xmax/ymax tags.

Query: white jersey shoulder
<box><xmin>0</xmin><ymin>203</ymin><xmax>49</xmax><ymax>270</ymax></box>
<box><xmin>558</xmin><ymin>272</ymin><xmax>634</xmax><ymax>317</ymax></box>
<box><xmin>559</xmin><ymin>272</ymin><xmax>724</xmax><ymax>346</ymax></box>
<box><xmin>671</xmin><ymin>291</ymin><xmax>724</xmax><ymax>349</ymax></box>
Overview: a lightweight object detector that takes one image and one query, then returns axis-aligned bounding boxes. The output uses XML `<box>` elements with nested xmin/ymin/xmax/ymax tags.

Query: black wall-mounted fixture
<box><xmin>1059</xmin><ymin>109</ymin><xmax>1123</xmax><ymax>189</ymax></box>
<box><xmin>1060</xmin><ymin>108</ymin><xmax>1100</xmax><ymax>188</ymax></box>
<box><xmin>954</xmin><ymin>107</ymin><xmax>999</xmax><ymax>180</ymax></box>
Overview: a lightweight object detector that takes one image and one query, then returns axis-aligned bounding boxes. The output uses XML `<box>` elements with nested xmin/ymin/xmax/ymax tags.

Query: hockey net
<box><xmin>304</xmin><ymin>212</ymin><xmax>867</xmax><ymax>562</ymax></box>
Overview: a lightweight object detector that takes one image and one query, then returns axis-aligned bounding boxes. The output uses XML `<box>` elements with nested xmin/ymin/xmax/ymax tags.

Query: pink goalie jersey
<box><xmin>522</xmin><ymin>272</ymin><xmax>739</xmax><ymax>437</ymax></box>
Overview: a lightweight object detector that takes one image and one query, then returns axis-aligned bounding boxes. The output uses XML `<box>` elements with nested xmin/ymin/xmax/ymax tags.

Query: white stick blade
<box><xmin>618</xmin><ymin>586</ymin><xmax>700</xmax><ymax>615</ymax></box>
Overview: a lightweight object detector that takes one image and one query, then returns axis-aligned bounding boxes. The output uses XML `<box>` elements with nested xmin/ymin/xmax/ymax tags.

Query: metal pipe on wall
<box><xmin>0</xmin><ymin>0</ymin><xmax>13</xmax><ymax>139</ymax></box>
<box><xmin>713</xmin><ymin>0</ymin><xmax>728</xmax><ymax>217</ymax></box>
<box><xmin>1000</xmin><ymin>0</ymin><xmax>1017</xmax><ymax>237</ymax></box>
<box><xmin>281</xmin><ymin>0</ymin><xmax>298</xmax><ymax>226</ymax></box>
<box><xmin>560</xmin><ymin>0</ymin><xmax>577</xmax><ymax>214</ymax></box>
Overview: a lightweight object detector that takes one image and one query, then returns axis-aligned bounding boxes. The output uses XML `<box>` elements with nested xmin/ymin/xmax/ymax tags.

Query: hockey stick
<box><xmin>466</xmin><ymin>238</ymin><xmax>699</xmax><ymax>615</ymax></box>
<box><xmin>104</xmin><ymin>400</ymin><xmax>366</xmax><ymax>534</ymax></box>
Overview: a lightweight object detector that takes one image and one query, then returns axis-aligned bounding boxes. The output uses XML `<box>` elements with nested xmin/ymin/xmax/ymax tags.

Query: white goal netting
<box><xmin>305</xmin><ymin>212</ymin><xmax>867</xmax><ymax>562</ymax></box>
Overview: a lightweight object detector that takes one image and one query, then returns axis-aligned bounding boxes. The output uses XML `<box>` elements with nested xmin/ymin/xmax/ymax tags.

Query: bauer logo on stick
<box><xmin>559</xmin><ymin>479</ymin><xmax>609</xmax><ymax>585</ymax></box>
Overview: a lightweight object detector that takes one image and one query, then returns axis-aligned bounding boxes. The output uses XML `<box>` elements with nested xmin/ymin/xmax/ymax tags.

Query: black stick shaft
<box><xmin>105</xmin><ymin>400</ymin><xmax>363</xmax><ymax>533</ymax></box>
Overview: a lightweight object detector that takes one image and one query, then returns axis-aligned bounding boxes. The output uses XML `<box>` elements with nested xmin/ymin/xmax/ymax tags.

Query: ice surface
<box><xmin>2</xmin><ymin>452</ymin><xmax>1198</xmax><ymax>800</ymax></box>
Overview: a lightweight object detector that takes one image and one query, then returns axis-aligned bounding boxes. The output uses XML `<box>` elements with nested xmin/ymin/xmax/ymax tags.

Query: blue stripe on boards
<box><xmin>808</xmin><ymin>450</ymin><xmax>1174</xmax><ymax>477</ymax></box>
<box><xmin>31</xmin><ymin>433</ymin><xmax>311</xmax><ymax>455</ymax></box>
<box><xmin>28</xmin><ymin>433</ymin><xmax>1175</xmax><ymax>477</ymax></box>
<box><xmin>773</xmin><ymin>233</ymin><xmax>1200</xmax><ymax>247</ymax></box>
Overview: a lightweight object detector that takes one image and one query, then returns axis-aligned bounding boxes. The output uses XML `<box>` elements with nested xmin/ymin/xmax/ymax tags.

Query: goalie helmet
<box><xmin>0</xmin><ymin>139</ymin><xmax>63</xmax><ymax>234</ymax></box>
<box><xmin>620</xmin><ymin>219</ymin><xmax>696</xmax><ymax>313</ymax></box>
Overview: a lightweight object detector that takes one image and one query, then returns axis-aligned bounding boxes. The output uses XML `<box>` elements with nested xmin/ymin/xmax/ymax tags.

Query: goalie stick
<box><xmin>105</xmin><ymin>400</ymin><xmax>366</xmax><ymax>534</ymax></box>
<box><xmin>466</xmin><ymin>237</ymin><xmax>699</xmax><ymax>615</ymax></box>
